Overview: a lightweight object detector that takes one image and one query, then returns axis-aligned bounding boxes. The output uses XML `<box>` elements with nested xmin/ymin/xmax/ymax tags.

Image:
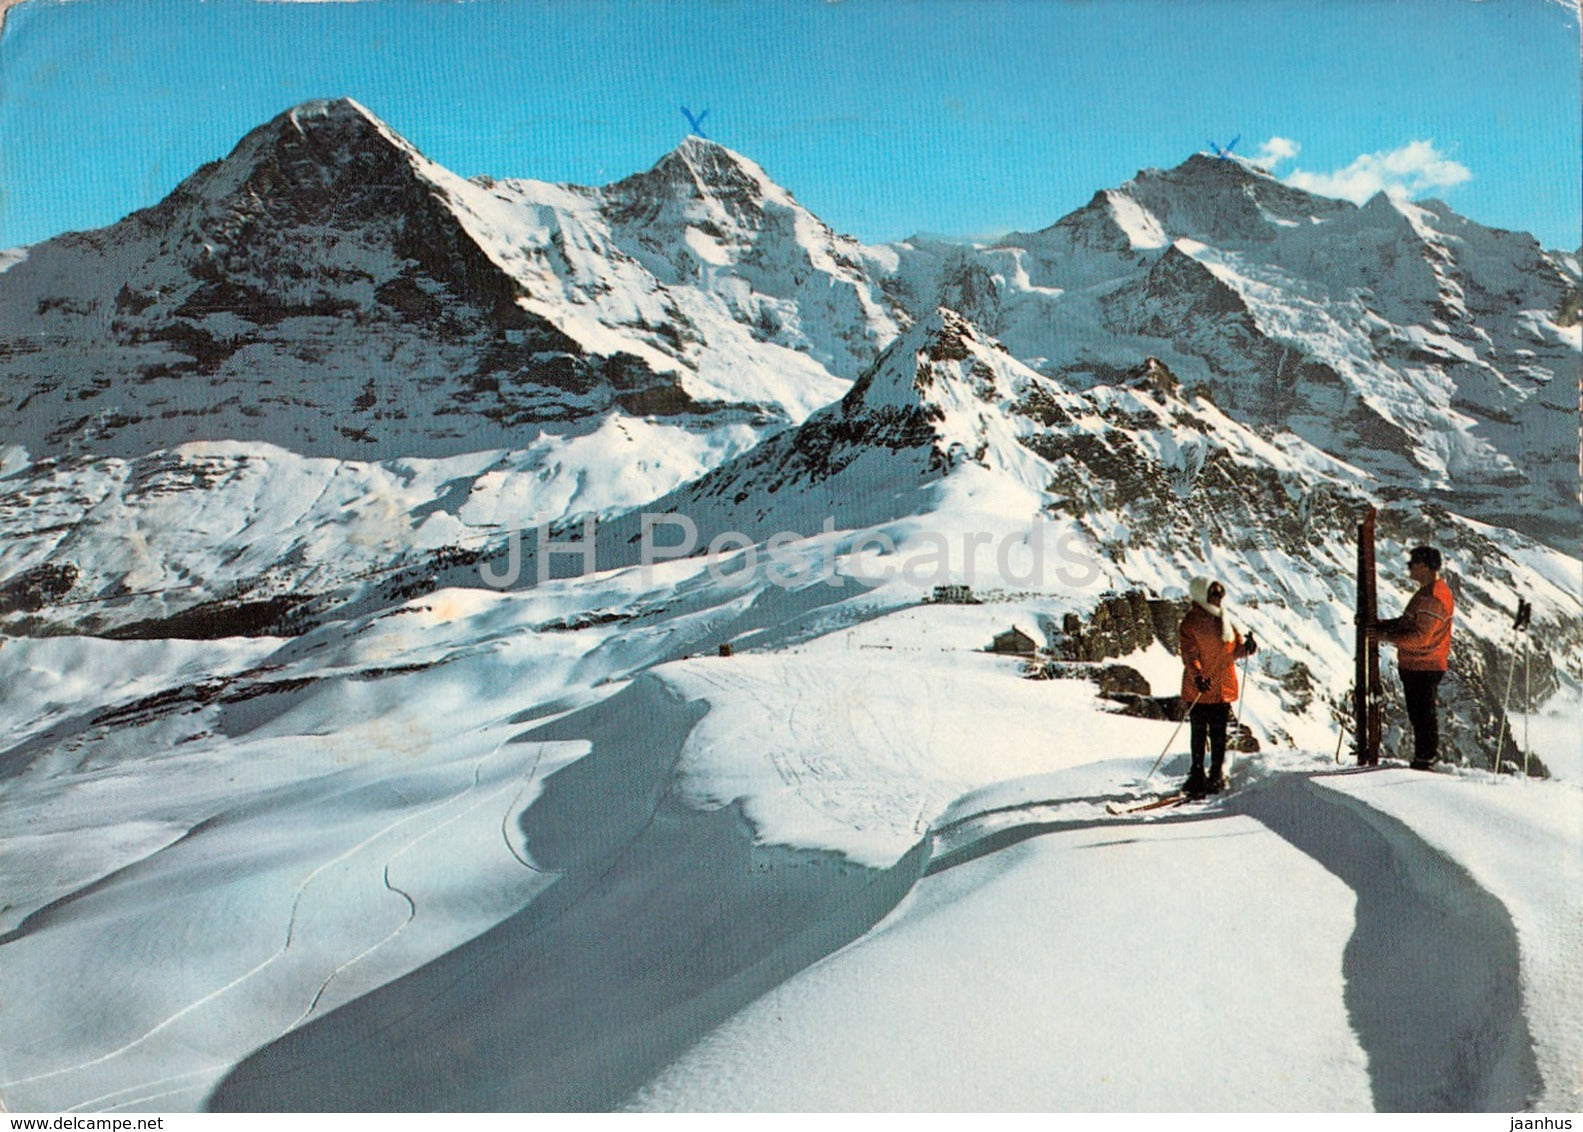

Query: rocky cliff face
<box><xmin>0</xmin><ymin>102</ymin><xmax>903</xmax><ymax>462</ymax></box>
<box><xmin>881</xmin><ymin>155</ymin><xmax>1582</xmax><ymax>549</ymax></box>
<box><xmin>535</xmin><ymin>310</ymin><xmax>1578</xmax><ymax>772</ymax></box>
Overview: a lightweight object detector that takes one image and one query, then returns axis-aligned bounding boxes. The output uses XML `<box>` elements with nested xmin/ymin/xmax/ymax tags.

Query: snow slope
<box><xmin>4</xmin><ymin>304</ymin><xmax>1578</xmax><ymax>1113</ymax></box>
<box><xmin>0</xmin><ymin>419</ymin><xmax>765</xmax><ymax>634</ymax></box>
<box><xmin>632</xmin><ymin>807</ymin><xmax>1376</xmax><ymax>1111</ymax></box>
<box><xmin>2</xmin><ymin>582</ymin><xmax>1579</xmax><ymax>1112</ymax></box>
<box><xmin>1316</xmin><ymin>771</ymin><xmax>1583</xmax><ymax>1112</ymax></box>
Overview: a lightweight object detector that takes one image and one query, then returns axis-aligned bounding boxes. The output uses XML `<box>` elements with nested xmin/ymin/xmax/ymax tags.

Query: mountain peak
<box><xmin>608</xmin><ymin>135</ymin><xmax>785</xmax><ymax>213</ymax></box>
<box><xmin>250</xmin><ymin>97</ymin><xmax>416</xmax><ymax>162</ymax></box>
<box><xmin>278</xmin><ymin>97</ymin><xmax>414</xmax><ymax>149</ymax></box>
<box><xmin>913</xmin><ymin>305</ymin><xmax>993</xmax><ymax>358</ymax></box>
<box><xmin>665</xmin><ymin>133</ymin><xmax>758</xmax><ymax>170</ymax></box>
<box><xmin>844</xmin><ymin>306</ymin><xmax>1022</xmax><ymax>416</ymax></box>
<box><xmin>166</xmin><ymin>96</ymin><xmax>432</xmax><ymax>222</ymax></box>
<box><xmin>671</xmin><ymin>133</ymin><xmax>735</xmax><ymax>159</ymax></box>
<box><xmin>1114</xmin><ymin>152</ymin><xmax>1352</xmax><ymax>245</ymax></box>
<box><xmin>284</xmin><ymin>96</ymin><xmax>379</xmax><ymax>127</ymax></box>
<box><xmin>1177</xmin><ymin>150</ymin><xmax>1267</xmax><ymax>180</ymax></box>
<box><xmin>1140</xmin><ymin>152</ymin><xmax>1295</xmax><ymax>202</ymax></box>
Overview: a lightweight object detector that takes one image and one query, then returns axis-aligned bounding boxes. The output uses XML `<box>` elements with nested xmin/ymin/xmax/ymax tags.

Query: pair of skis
<box><xmin>1355</xmin><ymin>507</ymin><xmax>1384</xmax><ymax>766</ymax></box>
<box><xmin>1106</xmin><ymin>792</ymin><xmax>1214</xmax><ymax>816</ymax></box>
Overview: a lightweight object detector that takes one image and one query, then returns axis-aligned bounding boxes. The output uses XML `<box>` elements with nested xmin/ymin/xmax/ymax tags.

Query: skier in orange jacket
<box><xmin>1179</xmin><ymin>576</ymin><xmax>1257</xmax><ymax>798</ymax></box>
<box><xmin>1375</xmin><ymin>545</ymin><xmax>1454</xmax><ymax>768</ymax></box>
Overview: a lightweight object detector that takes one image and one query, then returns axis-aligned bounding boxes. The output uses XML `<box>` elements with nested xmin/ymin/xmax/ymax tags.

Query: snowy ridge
<box><xmin>1</xmin><ymin>98</ymin><xmax>1574</xmax><ymax>532</ymax></box>
<box><xmin>470</xmin><ymin>309</ymin><xmax>1583</xmax><ymax>787</ymax></box>
<box><xmin>0</xmin><ymin>419</ymin><xmax>765</xmax><ymax>633</ymax></box>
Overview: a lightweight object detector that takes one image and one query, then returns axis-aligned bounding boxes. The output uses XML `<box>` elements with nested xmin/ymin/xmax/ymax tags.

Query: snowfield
<box><xmin>1</xmin><ymin>588</ymin><xmax>1578</xmax><ymax>1113</ymax></box>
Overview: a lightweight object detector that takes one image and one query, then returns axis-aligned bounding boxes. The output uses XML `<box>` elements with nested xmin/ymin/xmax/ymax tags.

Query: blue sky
<box><xmin>1</xmin><ymin>0</ymin><xmax>1579</xmax><ymax>250</ymax></box>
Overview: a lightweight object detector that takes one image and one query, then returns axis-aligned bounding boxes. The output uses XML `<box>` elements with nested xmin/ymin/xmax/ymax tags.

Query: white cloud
<box><xmin>1249</xmin><ymin>137</ymin><xmax>1299</xmax><ymax>171</ymax></box>
<box><xmin>1279</xmin><ymin>140</ymin><xmax>1472</xmax><ymax>204</ymax></box>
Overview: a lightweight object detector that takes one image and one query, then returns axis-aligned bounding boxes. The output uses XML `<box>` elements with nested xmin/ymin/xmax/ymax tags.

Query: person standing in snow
<box><xmin>1179</xmin><ymin>576</ymin><xmax>1257</xmax><ymax>798</ymax></box>
<box><xmin>1374</xmin><ymin>545</ymin><xmax>1454</xmax><ymax>769</ymax></box>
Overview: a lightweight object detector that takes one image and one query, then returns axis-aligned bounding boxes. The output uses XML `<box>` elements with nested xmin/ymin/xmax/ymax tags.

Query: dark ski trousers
<box><xmin>1400</xmin><ymin>668</ymin><xmax>1444</xmax><ymax>764</ymax></box>
<box><xmin>1189</xmin><ymin>702</ymin><xmax>1232</xmax><ymax>774</ymax></box>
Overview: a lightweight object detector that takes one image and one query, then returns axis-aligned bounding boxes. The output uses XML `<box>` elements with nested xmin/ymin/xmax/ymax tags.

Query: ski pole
<box><xmin>1522</xmin><ymin>633</ymin><xmax>1531</xmax><ymax>778</ymax></box>
<box><xmin>1494</xmin><ymin>649</ymin><xmax>1518</xmax><ymax>773</ymax></box>
<box><xmin>1235</xmin><ymin>650</ymin><xmax>1251</xmax><ymax>728</ymax></box>
<box><xmin>1334</xmin><ymin>688</ymin><xmax>1352</xmax><ymax>765</ymax></box>
<box><xmin>1146</xmin><ymin>688</ymin><xmax>1204</xmax><ymax>781</ymax></box>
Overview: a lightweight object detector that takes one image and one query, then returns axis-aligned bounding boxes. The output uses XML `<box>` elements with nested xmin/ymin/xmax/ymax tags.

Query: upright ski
<box><xmin>1355</xmin><ymin>507</ymin><xmax>1382</xmax><ymax>765</ymax></box>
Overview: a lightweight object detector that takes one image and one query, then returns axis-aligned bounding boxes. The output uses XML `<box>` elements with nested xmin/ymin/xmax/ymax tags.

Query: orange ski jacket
<box><xmin>1379</xmin><ymin>577</ymin><xmax>1454</xmax><ymax>672</ymax></box>
<box><xmin>1178</xmin><ymin>606</ymin><xmax>1251</xmax><ymax>704</ymax></box>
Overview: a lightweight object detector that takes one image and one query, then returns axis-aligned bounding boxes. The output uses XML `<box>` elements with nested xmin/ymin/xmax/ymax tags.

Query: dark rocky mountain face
<box><xmin>0</xmin><ymin>102</ymin><xmax>787</xmax><ymax>461</ymax></box>
<box><xmin>149</xmin><ymin>101</ymin><xmax>537</xmax><ymax>329</ymax></box>
<box><xmin>501</xmin><ymin>303</ymin><xmax>1573</xmax><ymax>772</ymax></box>
<box><xmin>604</xmin><ymin>137</ymin><xmax>775</xmax><ymax>236</ymax></box>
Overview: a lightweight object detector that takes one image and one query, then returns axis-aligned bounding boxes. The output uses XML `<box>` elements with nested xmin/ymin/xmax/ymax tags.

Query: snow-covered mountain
<box><xmin>2</xmin><ymin>103</ymin><xmax>1581</xmax><ymax>1115</ymax></box>
<box><xmin>880</xmin><ymin>156</ymin><xmax>1581</xmax><ymax>547</ymax></box>
<box><xmin>526</xmin><ymin>308</ymin><xmax>1577</xmax><ymax>768</ymax></box>
<box><xmin>0</xmin><ymin>101</ymin><xmax>910</xmax><ymax>630</ymax></box>
<box><xmin>0</xmin><ymin>102</ymin><xmax>1575</xmax><ymax>757</ymax></box>
<box><xmin>0</xmin><ymin>100</ymin><xmax>899</xmax><ymax>462</ymax></box>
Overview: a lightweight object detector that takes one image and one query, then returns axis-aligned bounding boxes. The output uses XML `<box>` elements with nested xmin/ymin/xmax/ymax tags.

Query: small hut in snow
<box><xmin>989</xmin><ymin>626</ymin><xmax>1038</xmax><ymax>657</ymax></box>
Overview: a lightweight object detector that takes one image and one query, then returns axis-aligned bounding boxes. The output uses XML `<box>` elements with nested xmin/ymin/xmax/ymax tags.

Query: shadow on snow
<box><xmin>208</xmin><ymin>674</ymin><xmax>927</xmax><ymax>1111</ymax></box>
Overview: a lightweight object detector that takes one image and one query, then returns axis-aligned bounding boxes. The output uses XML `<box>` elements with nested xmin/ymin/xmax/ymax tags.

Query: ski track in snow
<box><xmin>67</xmin><ymin>742</ymin><xmax>547</xmax><ymax>1113</ymax></box>
<box><xmin>205</xmin><ymin>674</ymin><xmax>932</xmax><ymax>1112</ymax></box>
<box><xmin>499</xmin><ymin>743</ymin><xmax>551</xmax><ymax>873</ymax></box>
<box><xmin>665</xmin><ymin>655</ymin><xmax>961</xmax><ymax>863</ymax></box>
<box><xmin>1</xmin><ymin>734</ymin><xmax>548</xmax><ymax>1112</ymax></box>
<box><xmin>285</xmin><ymin>740</ymin><xmax>528</xmax><ymax>1032</ymax></box>
<box><xmin>81</xmin><ymin>1069</ymin><xmax>230</xmax><ymax>1115</ymax></box>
